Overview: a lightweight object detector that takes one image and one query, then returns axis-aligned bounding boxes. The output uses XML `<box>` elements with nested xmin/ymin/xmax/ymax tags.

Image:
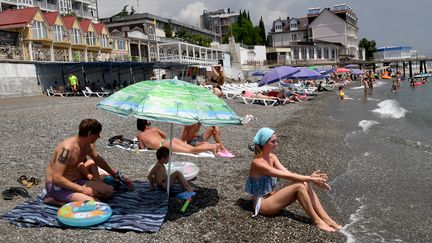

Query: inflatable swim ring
<box><xmin>57</xmin><ymin>200</ymin><xmax>112</xmax><ymax>227</ymax></box>
<box><xmin>149</xmin><ymin>162</ymin><xmax>199</xmax><ymax>181</ymax></box>
<box><xmin>414</xmin><ymin>82</ymin><xmax>424</xmax><ymax>86</ymax></box>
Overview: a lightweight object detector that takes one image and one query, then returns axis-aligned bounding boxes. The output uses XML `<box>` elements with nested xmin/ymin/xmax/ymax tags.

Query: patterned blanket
<box><xmin>1</xmin><ymin>181</ymin><xmax>174</xmax><ymax>232</ymax></box>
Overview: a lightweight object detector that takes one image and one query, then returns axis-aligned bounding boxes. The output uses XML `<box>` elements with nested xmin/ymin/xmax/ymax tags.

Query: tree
<box><xmin>164</xmin><ymin>24</ymin><xmax>172</xmax><ymax>38</ymax></box>
<box><xmin>359</xmin><ymin>38</ymin><xmax>377</xmax><ymax>60</ymax></box>
<box><xmin>258</xmin><ymin>17</ymin><xmax>266</xmax><ymax>46</ymax></box>
<box><xmin>114</xmin><ymin>5</ymin><xmax>129</xmax><ymax>17</ymax></box>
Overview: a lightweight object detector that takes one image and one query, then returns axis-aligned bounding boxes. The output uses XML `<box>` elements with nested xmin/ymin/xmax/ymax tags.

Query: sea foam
<box><xmin>358</xmin><ymin>120</ymin><xmax>379</xmax><ymax>132</ymax></box>
<box><xmin>372</xmin><ymin>100</ymin><xmax>407</xmax><ymax>119</ymax></box>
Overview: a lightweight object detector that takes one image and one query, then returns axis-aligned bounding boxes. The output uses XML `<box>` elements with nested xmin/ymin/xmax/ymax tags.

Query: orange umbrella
<box><xmin>335</xmin><ymin>67</ymin><xmax>351</xmax><ymax>73</ymax></box>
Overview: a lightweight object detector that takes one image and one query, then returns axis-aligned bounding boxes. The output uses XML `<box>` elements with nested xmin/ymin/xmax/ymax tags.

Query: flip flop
<box><xmin>17</xmin><ymin>175</ymin><xmax>30</xmax><ymax>187</ymax></box>
<box><xmin>2</xmin><ymin>189</ymin><xmax>15</xmax><ymax>200</ymax></box>
<box><xmin>10</xmin><ymin>187</ymin><xmax>31</xmax><ymax>198</ymax></box>
<box><xmin>29</xmin><ymin>177</ymin><xmax>41</xmax><ymax>186</ymax></box>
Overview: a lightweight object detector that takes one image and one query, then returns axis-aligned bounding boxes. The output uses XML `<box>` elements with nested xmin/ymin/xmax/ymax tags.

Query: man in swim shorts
<box><xmin>44</xmin><ymin>119</ymin><xmax>119</xmax><ymax>206</ymax></box>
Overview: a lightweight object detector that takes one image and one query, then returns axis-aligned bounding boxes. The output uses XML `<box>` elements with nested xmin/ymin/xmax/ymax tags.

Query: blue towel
<box><xmin>1</xmin><ymin>181</ymin><xmax>178</xmax><ymax>232</ymax></box>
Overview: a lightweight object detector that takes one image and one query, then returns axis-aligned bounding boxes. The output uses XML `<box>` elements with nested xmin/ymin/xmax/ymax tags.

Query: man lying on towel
<box><xmin>44</xmin><ymin>118</ymin><xmax>127</xmax><ymax>206</ymax></box>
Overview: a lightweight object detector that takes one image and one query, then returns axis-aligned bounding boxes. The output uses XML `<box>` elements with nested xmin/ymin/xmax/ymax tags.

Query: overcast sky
<box><xmin>97</xmin><ymin>0</ymin><xmax>432</xmax><ymax>55</ymax></box>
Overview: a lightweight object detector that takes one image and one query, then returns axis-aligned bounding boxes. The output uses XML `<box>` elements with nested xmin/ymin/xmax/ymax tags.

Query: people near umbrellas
<box><xmin>43</xmin><ymin>119</ymin><xmax>126</xmax><ymax>206</ymax></box>
<box><xmin>148</xmin><ymin>147</ymin><xmax>195</xmax><ymax>191</ymax></box>
<box><xmin>181</xmin><ymin>123</ymin><xmax>234</xmax><ymax>158</ymax></box>
<box><xmin>136</xmin><ymin>119</ymin><xmax>220</xmax><ymax>155</ymax></box>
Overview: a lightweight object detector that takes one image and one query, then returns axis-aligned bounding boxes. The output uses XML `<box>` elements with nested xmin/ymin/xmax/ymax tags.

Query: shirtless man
<box><xmin>136</xmin><ymin>119</ymin><xmax>219</xmax><ymax>155</ymax></box>
<box><xmin>44</xmin><ymin>119</ymin><xmax>116</xmax><ymax>206</ymax></box>
<box><xmin>181</xmin><ymin>122</ymin><xmax>234</xmax><ymax>157</ymax></box>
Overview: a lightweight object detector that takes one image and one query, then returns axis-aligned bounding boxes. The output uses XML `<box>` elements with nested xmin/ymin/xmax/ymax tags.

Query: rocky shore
<box><xmin>0</xmin><ymin>91</ymin><xmax>349</xmax><ymax>242</ymax></box>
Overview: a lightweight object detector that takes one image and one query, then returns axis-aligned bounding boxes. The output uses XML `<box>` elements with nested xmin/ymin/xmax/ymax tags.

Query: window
<box><xmin>301</xmin><ymin>48</ymin><xmax>307</xmax><ymax>60</ymax></box>
<box><xmin>293</xmin><ymin>47</ymin><xmax>299</xmax><ymax>60</ymax></box>
<box><xmin>100</xmin><ymin>34</ymin><xmax>108</xmax><ymax>47</ymax></box>
<box><xmin>118</xmin><ymin>39</ymin><xmax>125</xmax><ymax>50</ymax></box>
<box><xmin>309</xmin><ymin>47</ymin><xmax>315</xmax><ymax>59</ymax></box>
<box><xmin>71</xmin><ymin>29</ymin><xmax>81</xmax><ymax>44</ymax></box>
<box><xmin>317</xmin><ymin>47</ymin><xmax>322</xmax><ymax>59</ymax></box>
<box><xmin>32</xmin><ymin>21</ymin><xmax>48</xmax><ymax>39</ymax></box>
<box><xmin>289</xmin><ymin>19</ymin><xmax>297</xmax><ymax>30</ymax></box>
<box><xmin>148</xmin><ymin>27</ymin><xmax>155</xmax><ymax>40</ymax></box>
<box><xmin>53</xmin><ymin>25</ymin><xmax>65</xmax><ymax>41</ymax></box>
<box><xmin>324</xmin><ymin>47</ymin><xmax>329</xmax><ymax>59</ymax></box>
<box><xmin>86</xmin><ymin>32</ymin><xmax>95</xmax><ymax>46</ymax></box>
<box><xmin>291</xmin><ymin>33</ymin><xmax>297</xmax><ymax>42</ymax></box>
<box><xmin>331</xmin><ymin>49</ymin><xmax>336</xmax><ymax>59</ymax></box>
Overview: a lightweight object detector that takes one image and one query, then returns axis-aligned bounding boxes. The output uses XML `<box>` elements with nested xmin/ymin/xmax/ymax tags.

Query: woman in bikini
<box><xmin>136</xmin><ymin>119</ymin><xmax>219</xmax><ymax>155</ymax></box>
<box><xmin>209</xmin><ymin>65</ymin><xmax>224</xmax><ymax>98</ymax></box>
<box><xmin>245</xmin><ymin>127</ymin><xmax>341</xmax><ymax>232</ymax></box>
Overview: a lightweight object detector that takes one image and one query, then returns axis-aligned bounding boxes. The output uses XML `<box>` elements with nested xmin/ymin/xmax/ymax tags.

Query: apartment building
<box><xmin>267</xmin><ymin>3</ymin><xmax>363</xmax><ymax>65</ymax></box>
<box><xmin>0</xmin><ymin>0</ymin><xmax>98</xmax><ymax>22</ymax></box>
<box><xmin>200</xmin><ymin>8</ymin><xmax>239</xmax><ymax>37</ymax></box>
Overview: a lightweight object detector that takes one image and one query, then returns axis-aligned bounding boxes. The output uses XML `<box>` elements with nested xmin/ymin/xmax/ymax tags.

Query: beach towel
<box><xmin>1</xmin><ymin>181</ymin><xmax>177</xmax><ymax>233</ymax></box>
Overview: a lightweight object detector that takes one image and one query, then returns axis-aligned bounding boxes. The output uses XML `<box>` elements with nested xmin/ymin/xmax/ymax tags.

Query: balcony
<box><xmin>35</xmin><ymin>1</ymin><xmax>59</xmax><ymax>11</ymax></box>
<box><xmin>73</xmin><ymin>9</ymin><xmax>94</xmax><ymax>19</ymax></box>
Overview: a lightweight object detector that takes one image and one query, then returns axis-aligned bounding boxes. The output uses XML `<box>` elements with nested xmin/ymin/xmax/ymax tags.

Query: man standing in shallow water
<box><xmin>43</xmin><ymin>119</ymin><xmax>119</xmax><ymax>206</ymax></box>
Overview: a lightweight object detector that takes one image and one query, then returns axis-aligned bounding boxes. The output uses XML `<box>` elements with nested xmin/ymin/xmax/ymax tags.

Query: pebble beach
<box><xmin>0</xmin><ymin>91</ymin><xmax>350</xmax><ymax>242</ymax></box>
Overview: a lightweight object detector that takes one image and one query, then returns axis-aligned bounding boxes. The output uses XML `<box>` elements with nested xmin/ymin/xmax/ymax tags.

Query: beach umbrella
<box><xmin>251</xmin><ymin>71</ymin><xmax>266</xmax><ymax>76</ymax></box>
<box><xmin>285</xmin><ymin>67</ymin><xmax>323</xmax><ymax>80</ymax></box>
<box><xmin>351</xmin><ymin>69</ymin><xmax>365</xmax><ymax>75</ymax></box>
<box><xmin>96</xmin><ymin>79</ymin><xmax>242</xmax><ymax>193</ymax></box>
<box><xmin>345</xmin><ymin>64</ymin><xmax>358</xmax><ymax>68</ymax></box>
<box><xmin>335</xmin><ymin>67</ymin><xmax>351</xmax><ymax>73</ymax></box>
<box><xmin>258</xmin><ymin>66</ymin><xmax>300</xmax><ymax>87</ymax></box>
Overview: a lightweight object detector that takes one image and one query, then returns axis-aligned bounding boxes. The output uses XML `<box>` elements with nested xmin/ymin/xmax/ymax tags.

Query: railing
<box><xmin>32</xmin><ymin>47</ymin><xmax>50</xmax><ymax>61</ymax></box>
<box><xmin>159</xmin><ymin>55</ymin><xmax>219</xmax><ymax>65</ymax></box>
<box><xmin>0</xmin><ymin>45</ymin><xmax>24</xmax><ymax>61</ymax></box>
<box><xmin>36</xmin><ymin>1</ymin><xmax>59</xmax><ymax>11</ymax></box>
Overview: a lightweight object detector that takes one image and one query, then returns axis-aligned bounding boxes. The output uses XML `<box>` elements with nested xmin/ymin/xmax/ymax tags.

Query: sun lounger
<box><xmin>46</xmin><ymin>87</ymin><xmax>73</xmax><ymax>97</ymax></box>
<box><xmin>241</xmin><ymin>96</ymin><xmax>278</xmax><ymax>106</ymax></box>
<box><xmin>82</xmin><ymin>87</ymin><xmax>110</xmax><ymax>97</ymax></box>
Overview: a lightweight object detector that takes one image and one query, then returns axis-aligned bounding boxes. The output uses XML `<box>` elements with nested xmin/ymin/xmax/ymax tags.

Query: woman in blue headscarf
<box><xmin>245</xmin><ymin>127</ymin><xmax>341</xmax><ymax>232</ymax></box>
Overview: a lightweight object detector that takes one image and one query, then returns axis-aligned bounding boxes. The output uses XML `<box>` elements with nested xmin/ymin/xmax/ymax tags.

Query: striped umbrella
<box><xmin>96</xmin><ymin>79</ymin><xmax>242</xmax><ymax>194</ymax></box>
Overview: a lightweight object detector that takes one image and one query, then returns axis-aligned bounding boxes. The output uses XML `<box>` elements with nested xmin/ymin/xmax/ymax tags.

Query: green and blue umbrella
<box><xmin>96</xmin><ymin>79</ymin><xmax>242</xmax><ymax>194</ymax></box>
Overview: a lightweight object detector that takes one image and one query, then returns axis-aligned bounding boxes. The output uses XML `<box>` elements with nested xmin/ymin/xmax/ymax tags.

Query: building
<box><xmin>200</xmin><ymin>8</ymin><xmax>239</xmax><ymax>37</ymax></box>
<box><xmin>267</xmin><ymin>3</ymin><xmax>363</xmax><ymax>65</ymax></box>
<box><xmin>0</xmin><ymin>0</ymin><xmax>98</xmax><ymax>22</ymax></box>
<box><xmin>100</xmin><ymin>13</ymin><xmax>223</xmax><ymax>66</ymax></box>
<box><xmin>374</xmin><ymin>46</ymin><xmax>418</xmax><ymax>61</ymax></box>
<box><xmin>0</xmin><ymin>7</ymin><xmax>112</xmax><ymax>62</ymax></box>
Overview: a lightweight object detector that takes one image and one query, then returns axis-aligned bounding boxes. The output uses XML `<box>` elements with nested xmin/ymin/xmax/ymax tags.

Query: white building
<box><xmin>374</xmin><ymin>46</ymin><xmax>418</xmax><ymax>61</ymax></box>
<box><xmin>267</xmin><ymin>3</ymin><xmax>363</xmax><ymax>65</ymax></box>
<box><xmin>0</xmin><ymin>0</ymin><xmax>98</xmax><ymax>22</ymax></box>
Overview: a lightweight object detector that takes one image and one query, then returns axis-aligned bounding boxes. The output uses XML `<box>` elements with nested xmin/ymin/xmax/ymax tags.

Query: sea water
<box><xmin>324</xmin><ymin>79</ymin><xmax>432</xmax><ymax>242</ymax></box>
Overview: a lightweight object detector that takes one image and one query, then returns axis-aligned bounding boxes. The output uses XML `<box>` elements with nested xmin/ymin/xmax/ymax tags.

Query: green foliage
<box><xmin>164</xmin><ymin>24</ymin><xmax>173</xmax><ymax>38</ymax></box>
<box><xmin>227</xmin><ymin>10</ymin><xmax>266</xmax><ymax>46</ymax></box>
<box><xmin>359</xmin><ymin>38</ymin><xmax>377</xmax><ymax>60</ymax></box>
<box><xmin>174</xmin><ymin>27</ymin><xmax>210</xmax><ymax>47</ymax></box>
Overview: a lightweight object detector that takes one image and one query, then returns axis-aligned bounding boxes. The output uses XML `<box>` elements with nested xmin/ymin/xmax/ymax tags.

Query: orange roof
<box><xmin>93</xmin><ymin>23</ymin><xmax>107</xmax><ymax>35</ymax></box>
<box><xmin>0</xmin><ymin>7</ymin><xmax>39</xmax><ymax>29</ymax></box>
<box><xmin>43</xmin><ymin>12</ymin><xmax>60</xmax><ymax>26</ymax></box>
<box><xmin>79</xmin><ymin>19</ymin><xmax>92</xmax><ymax>33</ymax></box>
<box><xmin>62</xmin><ymin>15</ymin><xmax>78</xmax><ymax>30</ymax></box>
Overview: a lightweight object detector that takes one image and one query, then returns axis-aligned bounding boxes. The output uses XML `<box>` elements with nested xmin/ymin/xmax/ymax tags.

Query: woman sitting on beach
<box><xmin>136</xmin><ymin>119</ymin><xmax>219</xmax><ymax>155</ymax></box>
<box><xmin>245</xmin><ymin>127</ymin><xmax>341</xmax><ymax>232</ymax></box>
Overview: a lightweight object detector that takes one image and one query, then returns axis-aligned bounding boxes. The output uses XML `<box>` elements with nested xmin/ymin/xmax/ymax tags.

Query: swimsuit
<box><xmin>245</xmin><ymin>175</ymin><xmax>277</xmax><ymax>217</ymax></box>
<box><xmin>188</xmin><ymin>134</ymin><xmax>205</xmax><ymax>146</ymax></box>
<box><xmin>44</xmin><ymin>179</ymin><xmax>87</xmax><ymax>202</ymax></box>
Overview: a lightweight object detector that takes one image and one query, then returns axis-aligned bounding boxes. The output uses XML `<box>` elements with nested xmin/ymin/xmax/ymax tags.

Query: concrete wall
<box><xmin>0</xmin><ymin>63</ymin><xmax>42</xmax><ymax>97</ymax></box>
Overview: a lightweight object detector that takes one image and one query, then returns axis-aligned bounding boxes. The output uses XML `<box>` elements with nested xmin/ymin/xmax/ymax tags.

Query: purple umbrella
<box><xmin>258</xmin><ymin>66</ymin><xmax>300</xmax><ymax>87</ymax></box>
<box><xmin>286</xmin><ymin>67</ymin><xmax>323</xmax><ymax>80</ymax></box>
<box><xmin>351</xmin><ymin>69</ymin><xmax>365</xmax><ymax>75</ymax></box>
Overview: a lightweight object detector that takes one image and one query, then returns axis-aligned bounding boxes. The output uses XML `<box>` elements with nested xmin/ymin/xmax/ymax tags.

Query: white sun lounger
<box><xmin>46</xmin><ymin>87</ymin><xmax>73</xmax><ymax>97</ymax></box>
<box><xmin>241</xmin><ymin>96</ymin><xmax>278</xmax><ymax>106</ymax></box>
<box><xmin>82</xmin><ymin>87</ymin><xmax>110</xmax><ymax>97</ymax></box>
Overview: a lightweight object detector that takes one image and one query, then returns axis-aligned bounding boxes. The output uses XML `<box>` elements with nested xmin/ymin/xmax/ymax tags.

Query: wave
<box><xmin>350</xmin><ymin>86</ymin><xmax>365</xmax><ymax>90</ymax></box>
<box><xmin>373</xmin><ymin>80</ymin><xmax>386</xmax><ymax>88</ymax></box>
<box><xmin>358</xmin><ymin>120</ymin><xmax>379</xmax><ymax>132</ymax></box>
<box><xmin>372</xmin><ymin>100</ymin><xmax>407</xmax><ymax>119</ymax></box>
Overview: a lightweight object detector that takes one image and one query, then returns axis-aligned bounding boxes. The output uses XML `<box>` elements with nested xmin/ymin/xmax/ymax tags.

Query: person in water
<box><xmin>245</xmin><ymin>127</ymin><xmax>342</xmax><ymax>232</ymax></box>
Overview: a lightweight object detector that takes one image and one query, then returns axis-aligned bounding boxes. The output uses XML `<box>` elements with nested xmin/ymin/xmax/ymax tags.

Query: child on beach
<box><xmin>148</xmin><ymin>147</ymin><xmax>195</xmax><ymax>191</ymax></box>
<box><xmin>338</xmin><ymin>85</ymin><xmax>345</xmax><ymax>100</ymax></box>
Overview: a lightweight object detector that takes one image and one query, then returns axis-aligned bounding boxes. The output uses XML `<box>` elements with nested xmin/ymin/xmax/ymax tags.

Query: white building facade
<box><xmin>374</xmin><ymin>46</ymin><xmax>418</xmax><ymax>61</ymax></box>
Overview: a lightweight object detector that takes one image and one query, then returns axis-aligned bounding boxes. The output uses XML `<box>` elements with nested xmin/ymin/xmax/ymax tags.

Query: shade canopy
<box><xmin>335</xmin><ymin>67</ymin><xmax>351</xmax><ymax>73</ymax></box>
<box><xmin>96</xmin><ymin>79</ymin><xmax>242</xmax><ymax>126</ymax></box>
<box><xmin>286</xmin><ymin>67</ymin><xmax>323</xmax><ymax>80</ymax></box>
<box><xmin>258</xmin><ymin>66</ymin><xmax>300</xmax><ymax>87</ymax></box>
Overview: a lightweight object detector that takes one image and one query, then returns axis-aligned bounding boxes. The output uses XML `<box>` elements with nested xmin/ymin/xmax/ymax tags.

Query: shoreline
<box><xmin>0</xmin><ymin>91</ymin><xmax>348</xmax><ymax>242</ymax></box>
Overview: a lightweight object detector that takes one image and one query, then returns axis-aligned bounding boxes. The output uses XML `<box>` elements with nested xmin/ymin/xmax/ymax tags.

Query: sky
<box><xmin>97</xmin><ymin>0</ymin><xmax>432</xmax><ymax>55</ymax></box>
